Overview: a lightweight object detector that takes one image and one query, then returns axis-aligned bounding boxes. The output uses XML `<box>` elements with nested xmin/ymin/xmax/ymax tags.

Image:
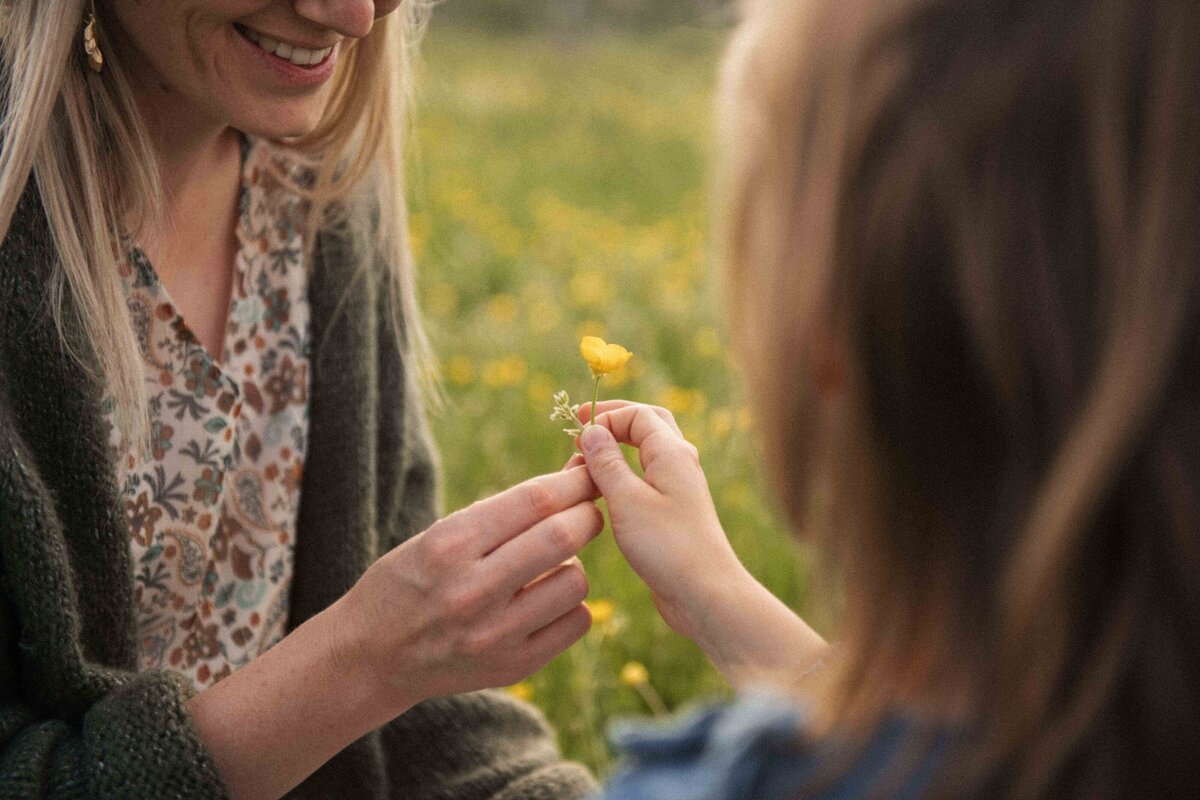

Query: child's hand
<box><xmin>576</xmin><ymin>401</ymin><xmax>747</xmax><ymax>639</ymax></box>
<box><xmin>578</xmin><ymin>400</ymin><xmax>828</xmax><ymax>686</ymax></box>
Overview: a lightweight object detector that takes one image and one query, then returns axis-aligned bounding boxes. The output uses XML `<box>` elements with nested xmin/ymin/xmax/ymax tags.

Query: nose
<box><xmin>292</xmin><ymin>0</ymin><xmax>404</xmax><ymax>39</ymax></box>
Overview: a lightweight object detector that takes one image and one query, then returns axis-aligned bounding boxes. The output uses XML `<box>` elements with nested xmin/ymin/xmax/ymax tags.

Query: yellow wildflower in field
<box><xmin>424</xmin><ymin>281</ymin><xmax>459</xmax><ymax>318</ymax></box>
<box><xmin>620</xmin><ymin>661</ymin><xmax>667</xmax><ymax>717</ymax></box>
<box><xmin>527</xmin><ymin>373</ymin><xmax>557</xmax><ymax>409</ymax></box>
<box><xmin>710</xmin><ymin>407</ymin><xmax>735</xmax><ymax>440</ymax></box>
<box><xmin>722</xmin><ymin>481</ymin><xmax>755</xmax><ymax>511</ymax></box>
<box><xmin>446</xmin><ymin>355</ymin><xmax>475</xmax><ymax>387</ymax></box>
<box><xmin>620</xmin><ymin>661</ymin><xmax>649</xmax><ymax>687</ymax></box>
<box><xmin>693</xmin><ymin>327</ymin><xmax>722</xmax><ymax>360</ymax></box>
<box><xmin>486</xmin><ymin>293</ymin><xmax>519</xmax><ymax>325</ymax></box>
<box><xmin>476</xmin><ymin>209</ymin><xmax>523</xmax><ymax>259</ymax></box>
<box><xmin>585</xmin><ymin>598</ymin><xmax>615</xmax><ymax>625</ymax></box>
<box><xmin>408</xmin><ymin>211</ymin><xmax>432</xmax><ymax>262</ymax></box>
<box><xmin>580</xmin><ymin>337</ymin><xmax>633</xmax><ymax>378</ymax></box>
<box><xmin>659</xmin><ymin>386</ymin><xmax>706</xmax><ymax>417</ymax></box>
<box><xmin>568</xmin><ymin>270</ymin><xmax>613</xmax><ymax>309</ymax></box>
<box><xmin>506</xmin><ymin>682</ymin><xmax>536</xmax><ymax>702</ymax></box>
<box><xmin>528</xmin><ymin>299</ymin><xmax>562</xmax><ymax>334</ymax></box>
<box><xmin>482</xmin><ymin>355</ymin><xmax>528</xmax><ymax>389</ymax></box>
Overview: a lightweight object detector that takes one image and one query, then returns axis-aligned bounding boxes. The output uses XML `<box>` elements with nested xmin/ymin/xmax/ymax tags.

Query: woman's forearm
<box><xmin>186</xmin><ymin>597</ymin><xmax>407</xmax><ymax>800</ymax></box>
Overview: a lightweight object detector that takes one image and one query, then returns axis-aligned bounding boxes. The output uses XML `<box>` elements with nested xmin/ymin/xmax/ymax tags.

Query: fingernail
<box><xmin>581</xmin><ymin>425</ymin><xmax>608</xmax><ymax>454</ymax></box>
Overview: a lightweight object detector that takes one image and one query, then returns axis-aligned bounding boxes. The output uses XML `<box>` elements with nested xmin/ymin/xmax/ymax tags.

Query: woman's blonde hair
<box><xmin>719</xmin><ymin>0</ymin><xmax>1200</xmax><ymax>797</ymax></box>
<box><xmin>0</xmin><ymin>0</ymin><xmax>433</xmax><ymax>448</ymax></box>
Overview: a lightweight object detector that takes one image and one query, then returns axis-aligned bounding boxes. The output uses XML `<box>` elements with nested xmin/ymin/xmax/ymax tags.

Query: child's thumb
<box><xmin>580</xmin><ymin>425</ymin><xmax>637</xmax><ymax>498</ymax></box>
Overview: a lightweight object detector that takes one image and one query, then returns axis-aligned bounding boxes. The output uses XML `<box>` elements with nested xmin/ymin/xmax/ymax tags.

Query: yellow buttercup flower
<box><xmin>506</xmin><ymin>682</ymin><xmax>536</xmax><ymax>701</ymax></box>
<box><xmin>585</xmin><ymin>598</ymin><xmax>615</xmax><ymax>626</ymax></box>
<box><xmin>550</xmin><ymin>336</ymin><xmax>635</xmax><ymax>439</ymax></box>
<box><xmin>620</xmin><ymin>660</ymin><xmax>668</xmax><ymax>717</ymax></box>
<box><xmin>580</xmin><ymin>336</ymin><xmax>633</xmax><ymax>379</ymax></box>
<box><xmin>620</xmin><ymin>661</ymin><xmax>649</xmax><ymax>687</ymax></box>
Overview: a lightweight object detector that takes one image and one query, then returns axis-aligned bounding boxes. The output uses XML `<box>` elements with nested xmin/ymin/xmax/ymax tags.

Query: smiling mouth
<box><xmin>234</xmin><ymin>23</ymin><xmax>334</xmax><ymax>67</ymax></box>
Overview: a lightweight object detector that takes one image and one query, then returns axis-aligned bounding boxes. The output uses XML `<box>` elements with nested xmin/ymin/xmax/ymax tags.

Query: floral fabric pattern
<box><xmin>106</xmin><ymin>135</ymin><xmax>314</xmax><ymax>690</ymax></box>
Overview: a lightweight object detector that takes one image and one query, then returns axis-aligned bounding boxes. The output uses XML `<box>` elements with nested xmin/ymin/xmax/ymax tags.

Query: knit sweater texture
<box><xmin>0</xmin><ymin>181</ymin><xmax>597</xmax><ymax>799</ymax></box>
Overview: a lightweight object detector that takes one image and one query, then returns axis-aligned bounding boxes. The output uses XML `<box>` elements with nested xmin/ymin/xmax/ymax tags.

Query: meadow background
<box><xmin>408</xmin><ymin>5</ymin><xmax>816</xmax><ymax>776</ymax></box>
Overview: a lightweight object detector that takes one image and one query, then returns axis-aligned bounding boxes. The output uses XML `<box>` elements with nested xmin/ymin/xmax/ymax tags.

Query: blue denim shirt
<box><xmin>595</xmin><ymin>692</ymin><xmax>950</xmax><ymax>800</ymax></box>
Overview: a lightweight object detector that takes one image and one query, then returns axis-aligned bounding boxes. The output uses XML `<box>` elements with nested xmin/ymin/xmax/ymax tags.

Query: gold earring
<box><xmin>83</xmin><ymin>10</ymin><xmax>104</xmax><ymax>73</ymax></box>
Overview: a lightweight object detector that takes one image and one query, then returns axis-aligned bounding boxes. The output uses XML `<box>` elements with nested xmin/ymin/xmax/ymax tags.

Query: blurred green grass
<box><xmin>408</xmin><ymin>25</ymin><xmax>814</xmax><ymax>776</ymax></box>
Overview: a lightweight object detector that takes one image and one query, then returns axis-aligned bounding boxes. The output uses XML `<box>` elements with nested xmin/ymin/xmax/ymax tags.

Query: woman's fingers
<box><xmin>486</xmin><ymin>501</ymin><xmax>604</xmax><ymax>593</ymax></box>
<box><xmin>524</xmin><ymin>604</ymin><xmax>592</xmax><ymax>666</ymax></box>
<box><xmin>506</xmin><ymin>561</ymin><xmax>590</xmax><ymax>635</ymax></box>
<box><xmin>466</xmin><ymin>466</ymin><xmax>598</xmax><ymax>556</ymax></box>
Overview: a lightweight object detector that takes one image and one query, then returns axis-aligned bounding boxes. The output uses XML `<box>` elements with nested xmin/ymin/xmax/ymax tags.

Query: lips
<box><xmin>234</xmin><ymin>23</ymin><xmax>334</xmax><ymax>68</ymax></box>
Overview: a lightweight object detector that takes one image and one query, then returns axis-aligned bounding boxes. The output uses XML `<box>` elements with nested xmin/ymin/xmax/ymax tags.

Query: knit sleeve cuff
<box><xmin>82</xmin><ymin>670</ymin><xmax>230</xmax><ymax>799</ymax></box>
<box><xmin>378</xmin><ymin>689</ymin><xmax>598</xmax><ymax>800</ymax></box>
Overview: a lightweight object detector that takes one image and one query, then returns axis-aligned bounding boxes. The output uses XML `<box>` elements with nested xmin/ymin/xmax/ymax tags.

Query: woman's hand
<box><xmin>188</xmin><ymin>468</ymin><xmax>602</xmax><ymax>800</ymax></box>
<box><xmin>339</xmin><ymin>465</ymin><xmax>603</xmax><ymax>711</ymax></box>
<box><xmin>577</xmin><ymin>401</ymin><xmax>828</xmax><ymax>687</ymax></box>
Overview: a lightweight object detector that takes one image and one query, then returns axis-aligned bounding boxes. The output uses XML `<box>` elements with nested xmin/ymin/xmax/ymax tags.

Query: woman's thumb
<box><xmin>579</xmin><ymin>425</ymin><xmax>637</xmax><ymax>497</ymax></box>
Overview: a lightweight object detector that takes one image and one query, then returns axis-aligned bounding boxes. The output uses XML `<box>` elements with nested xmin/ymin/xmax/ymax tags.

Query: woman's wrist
<box><xmin>187</xmin><ymin>598</ymin><xmax>410</xmax><ymax>800</ymax></box>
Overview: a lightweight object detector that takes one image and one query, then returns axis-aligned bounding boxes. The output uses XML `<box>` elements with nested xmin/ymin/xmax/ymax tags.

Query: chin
<box><xmin>234</xmin><ymin>109</ymin><xmax>327</xmax><ymax>141</ymax></box>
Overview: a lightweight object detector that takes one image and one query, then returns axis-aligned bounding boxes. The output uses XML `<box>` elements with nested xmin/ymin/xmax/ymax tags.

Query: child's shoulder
<box><xmin>597</xmin><ymin>690</ymin><xmax>954</xmax><ymax>800</ymax></box>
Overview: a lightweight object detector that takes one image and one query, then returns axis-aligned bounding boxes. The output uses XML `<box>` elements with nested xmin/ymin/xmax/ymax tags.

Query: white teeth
<box><xmin>241</xmin><ymin>26</ymin><xmax>333</xmax><ymax>67</ymax></box>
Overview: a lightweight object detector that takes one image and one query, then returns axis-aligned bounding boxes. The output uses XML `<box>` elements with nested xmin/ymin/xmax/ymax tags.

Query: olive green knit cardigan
<box><xmin>0</xmin><ymin>183</ymin><xmax>597</xmax><ymax>799</ymax></box>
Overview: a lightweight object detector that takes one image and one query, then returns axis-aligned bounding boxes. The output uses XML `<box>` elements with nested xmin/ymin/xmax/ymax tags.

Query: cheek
<box><xmin>110</xmin><ymin>3</ymin><xmax>223</xmax><ymax>93</ymax></box>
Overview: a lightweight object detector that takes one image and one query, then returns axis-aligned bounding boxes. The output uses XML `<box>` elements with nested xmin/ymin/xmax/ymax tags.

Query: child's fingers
<box><xmin>587</xmin><ymin>405</ymin><xmax>707</xmax><ymax>498</ymax></box>
<box><xmin>591</xmin><ymin>404</ymin><xmax>684</xmax><ymax>450</ymax></box>
<box><xmin>580</xmin><ymin>400</ymin><xmax>683</xmax><ymax>436</ymax></box>
<box><xmin>577</xmin><ymin>399</ymin><xmax>634</xmax><ymax>423</ymax></box>
<box><xmin>579</xmin><ymin>425</ymin><xmax>651</xmax><ymax>499</ymax></box>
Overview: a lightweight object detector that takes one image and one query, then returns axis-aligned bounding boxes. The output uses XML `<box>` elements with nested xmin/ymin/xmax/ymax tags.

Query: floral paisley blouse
<box><xmin>106</xmin><ymin>135</ymin><xmax>315</xmax><ymax>690</ymax></box>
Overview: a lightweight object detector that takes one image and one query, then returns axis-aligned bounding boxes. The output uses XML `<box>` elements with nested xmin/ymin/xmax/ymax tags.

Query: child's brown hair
<box><xmin>719</xmin><ymin>0</ymin><xmax>1200</xmax><ymax>796</ymax></box>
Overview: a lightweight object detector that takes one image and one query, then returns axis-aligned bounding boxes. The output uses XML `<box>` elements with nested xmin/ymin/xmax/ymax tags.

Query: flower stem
<box><xmin>589</xmin><ymin>376</ymin><xmax>602</xmax><ymax>428</ymax></box>
<box><xmin>636</xmin><ymin>683</ymin><xmax>669</xmax><ymax>718</ymax></box>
